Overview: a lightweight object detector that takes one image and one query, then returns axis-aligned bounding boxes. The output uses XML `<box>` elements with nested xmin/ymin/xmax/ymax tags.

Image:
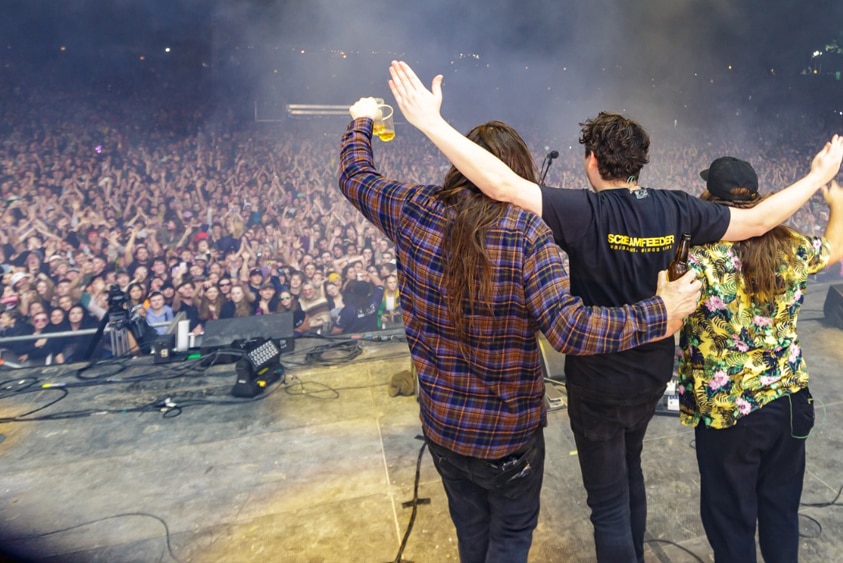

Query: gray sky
<box><xmin>3</xmin><ymin>0</ymin><xmax>842</xmax><ymax>138</ymax></box>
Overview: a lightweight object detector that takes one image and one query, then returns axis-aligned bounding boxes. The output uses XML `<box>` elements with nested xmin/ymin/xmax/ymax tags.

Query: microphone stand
<box><xmin>539</xmin><ymin>151</ymin><xmax>558</xmax><ymax>185</ymax></box>
<box><xmin>538</xmin><ymin>155</ymin><xmax>550</xmax><ymax>186</ymax></box>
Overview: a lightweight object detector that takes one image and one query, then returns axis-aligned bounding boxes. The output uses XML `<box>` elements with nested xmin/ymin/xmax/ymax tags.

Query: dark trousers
<box><xmin>426</xmin><ymin>428</ymin><xmax>545</xmax><ymax>563</ymax></box>
<box><xmin>567</xmin><ymin>386</ymin><xmax>661</xmax><ymax>563</ymax></box>
<box><xmin>694</xmin><ymin>389</ymin><xmax>813</xmax><ymax>563</ymax></box>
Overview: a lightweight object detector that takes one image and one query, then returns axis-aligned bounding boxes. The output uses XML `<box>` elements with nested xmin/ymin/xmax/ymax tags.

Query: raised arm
<box><xmin>823</xmin><ymin>180</ymin><xmax>843</xmax><ymax>265</ymax></box>
<box><xmin>388</xmin><ymin>60</ymin><xmax>543</xmax><ymax>216</ymax></box>
<box><xmin>722</xmin><ymin>136</ymin><xmax>843</xmax><ymax>241</ymax></box>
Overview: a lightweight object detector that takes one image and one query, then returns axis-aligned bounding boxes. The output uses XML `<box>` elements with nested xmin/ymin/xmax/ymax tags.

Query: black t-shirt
<box><xmin>0</xmin><ymin>320</ymin><xmax>34</xmax><ymax>356</ymax></box>
<box><xmin>62</xmin><ymin>317</ymin><xmax>98</xmax><ymax>363</ymax></box>
<box><xmin>176</xmin><ymin>302</ymin><xmax>201</xmax><ymax>330</ymax></box>
<box><xmin>219</xmin><ymin>301</ymin><xmax>237</xmax><ymax>319</ymax></box>
<box><xmin>335</xmin><ymin>303</ymin><xmax>379</xmax><ymax>334</ymax></box>
<box><xmin>286</xmin><ymin>300</ymin><xmax>307</xmax><ymax>332</ymax></box>
<box><xmin>540</xmin><ymin>185</ymin><xmax>730</xmax><ymax>402</ymax></box>
<box><xmin>254</xmin><ymin>296</ymin><xmax>280</xmax><ymax>315</ymax></box>
<box><xmin>25</xmin><ymin>325</ymin><xmax>65</xmax><ymax>361</ymax></box>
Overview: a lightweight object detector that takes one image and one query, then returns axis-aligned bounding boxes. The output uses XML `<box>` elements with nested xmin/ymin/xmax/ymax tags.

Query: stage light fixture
<box><xmin>231</xmin><ymin>338</ymin><xmax>283</xmax><ymax>398</ymax></box>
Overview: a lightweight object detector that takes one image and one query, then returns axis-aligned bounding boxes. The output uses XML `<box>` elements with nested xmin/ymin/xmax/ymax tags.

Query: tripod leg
<box><xmin>110</xmin><ymin>327</ymin><xmax>134</xmax><ymax>357</ymax></box>
<box><xmin>83</xmin><ymin>314</ymin><xmax>110</xmax><ymax>362</ymax></box>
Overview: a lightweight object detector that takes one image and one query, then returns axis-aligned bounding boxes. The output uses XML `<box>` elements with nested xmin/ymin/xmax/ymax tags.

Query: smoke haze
<box><xmin>3</xmin><ymin>0</ymin><xmax>842</xmax><ymax>150</ymax></box>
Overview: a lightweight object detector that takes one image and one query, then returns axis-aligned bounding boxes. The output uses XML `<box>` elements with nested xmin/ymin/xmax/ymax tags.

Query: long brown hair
<box><xmin>701</xmin><ymin>192</ymin><xmax>798</xmax><ymax>303</ymax></box>
<box><xmin>198</xmin><ymin>286</ymin><xmax>225</xmax><ymax>321</ymax></box>
<box><xmin>229</xmin><ymin>284</ymin><xmax>255</xmax><ymax>318</ymax></box>
<box><xmin>439</xmin><ymin>121</ymin><xmax>538</xmax><ymax>351</ymax></box>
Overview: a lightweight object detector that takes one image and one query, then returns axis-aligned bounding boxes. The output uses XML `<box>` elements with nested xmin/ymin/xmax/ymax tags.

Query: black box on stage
<box><xmin>152</xmin><ymin>334</ymin><xmax>176</xmax><ymax>363</ymax></box>
<box><xmin>200</xmin><ymin>312</ymin><xmax>295</xmax><ymax>355</ymax></box>
<box><xmin>823</xmin><ymin>284</ymin><xmax>843</xmax><ymax>330</ymax></box>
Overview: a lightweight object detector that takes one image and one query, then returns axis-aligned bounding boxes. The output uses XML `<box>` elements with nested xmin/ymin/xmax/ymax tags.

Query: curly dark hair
<box><xmin>579</xmin><ymin>112</ymin><xmax>650</xmax><ymax>182</ymax></box>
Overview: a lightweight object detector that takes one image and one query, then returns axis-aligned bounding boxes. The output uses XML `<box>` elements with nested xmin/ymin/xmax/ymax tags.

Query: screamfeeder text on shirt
<box><xmin>607</xmin><ymin>233</ymin><xmax>675</xmax><ymax>253</ymax></box>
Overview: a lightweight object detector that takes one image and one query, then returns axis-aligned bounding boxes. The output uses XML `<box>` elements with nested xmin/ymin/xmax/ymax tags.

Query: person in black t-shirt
<box><xmin>173</xmin><ymin>280</ymin><xmax>201</xmax><ymax>333</ymax></box>
<box><xmin>331</xmin><ymin>280</ymin><xmax>378</xmax><ymax>335</ymax></box>
<box><xmin>62</xmin><ymin>304</ymin><xmax>98</xmax><ymax>363</ymax></box>
<box><xmin>254</xmin><ymin>283</ymin><xmax>280</xmax><ymax>316</ymax></box>
<box><xmin>0</xmin><ymin>304</ymin><xmax>34</xmax><ymax>361</ymax></box>
<box><xmin>18</xmin><ymin>311</ymin><xmax>62</xmax><ymax>365</ymax></box>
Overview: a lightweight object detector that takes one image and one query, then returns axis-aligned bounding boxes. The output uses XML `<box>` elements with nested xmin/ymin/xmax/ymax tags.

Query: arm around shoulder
<box><xmin>722</xmin><ymin>136</ymin><xmax>843</xmax><ymax>241</ymax></box>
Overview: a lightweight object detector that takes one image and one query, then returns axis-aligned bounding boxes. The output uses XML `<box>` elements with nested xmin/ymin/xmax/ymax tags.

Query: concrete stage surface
<box><xmin>1</xmin><ymin>280</ymin><xmax>843</xmax><ymax>563</ymax></box>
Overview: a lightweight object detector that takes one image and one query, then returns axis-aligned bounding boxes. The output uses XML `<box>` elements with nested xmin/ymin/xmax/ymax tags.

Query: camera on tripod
<box><xmin>109</xmin><ymin>284</ymin><xmax>160</xmax><ymax>355</ymax></box>
<box><xmin>85</xmin><ymin>285</ymin><xmax>150</xmax><ymax>360</ymax></box>
<box><xmin>105</xmin><ymin>285</ymin><xmax>132</xmax><ymax>356</ymax></box>
<box><xmin>107</xmin><ymin>285</ymin><xmax>129</xmax><ymax>322</ymax></box>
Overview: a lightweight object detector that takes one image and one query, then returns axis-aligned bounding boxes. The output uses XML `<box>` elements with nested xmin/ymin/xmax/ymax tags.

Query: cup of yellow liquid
<box><xmin>373</xmin><ymin>98</ymin><xmax>395</xmax><ymax>142</ymax></box>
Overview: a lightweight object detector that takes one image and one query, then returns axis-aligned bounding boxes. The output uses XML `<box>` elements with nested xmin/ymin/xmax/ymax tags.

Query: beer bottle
<box><xmin>668</xmin><ymin>233</ymin><xmax>691</xmax><ymax>281</ymax></box>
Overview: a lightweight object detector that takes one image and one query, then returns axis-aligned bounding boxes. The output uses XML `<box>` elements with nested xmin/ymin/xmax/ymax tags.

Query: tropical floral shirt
<box><xmin>677</xmin><ymin>233</ymin><xmax>829</xmax><ymax>429</ymax></box>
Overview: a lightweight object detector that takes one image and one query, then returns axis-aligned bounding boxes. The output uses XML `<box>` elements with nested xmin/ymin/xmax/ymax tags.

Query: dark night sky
<box><xmin>3</xmin><ymin>1</ymin><xmax>840</xmax><ymax>72</ymax></box>
<box><xmin>2</xmin><ymin>1</ymin><xmax>842</xmax><ymax>135</ymax></box>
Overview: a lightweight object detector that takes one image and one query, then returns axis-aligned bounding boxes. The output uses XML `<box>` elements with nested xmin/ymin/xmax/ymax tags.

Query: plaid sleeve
<box><xmin>523</xmin><ymin>218</ymin><xmax>667</xmax><ymax>354</ymax></box>
<box><xmin>338</xmin><ymin>118</ymin><xmax>406</xmax><ymax>241</ymax></box>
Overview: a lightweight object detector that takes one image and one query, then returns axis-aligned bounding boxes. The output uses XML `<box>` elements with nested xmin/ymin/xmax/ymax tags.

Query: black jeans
<box><xmin>566</xmin><ymin>386</ymin><xmax>662</xmax><ymax>563</ymax></box>
<box><xmin>426</xmin><ymin>428</ymin><xmax>545</xmax><ymax>563</ymax></box>
<box><xmin>695</xmin><ymin>388</ymin><xmax>813</xmax><ymax>563</ymax></box>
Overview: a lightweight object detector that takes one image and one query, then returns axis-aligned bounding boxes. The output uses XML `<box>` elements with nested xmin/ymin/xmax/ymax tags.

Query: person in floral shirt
<box><xmin>678</xmin><ymin>156</ymin><xmax>843</xmax><ymax>563</ymax></box>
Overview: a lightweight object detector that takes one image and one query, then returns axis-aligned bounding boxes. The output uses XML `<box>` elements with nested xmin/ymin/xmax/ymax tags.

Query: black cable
<box><xmin>284</xmin><ymin>376</ymin><xmax>340</xmax><ymax>400</ymax></box>
<box><xmin>0</xmin><ymin>377</ymin><xmax>40</xmax><ymax>397</ymax></box>
<box><xmin>73</xmin><ymin>352</ymin><xmax>215</xmax><ymax>384</ymax></box>
<box><xmin>0</xmin><ymin>356</ymin><xmax>288</xmax><ymax>422</ymax></box>
<box><xmin>155</xmin><ymin>376</ymin><xmax>287</xmax><ymax>416</ymax></box>
<box><xmin>2</xmin><ymin>511</ymin><xmax>180</xmax><ymax>562</ymax></box>
<box><xmin>0</xmin><ymin>382</ymin><xmax>192</xmax><ymax>422</ymax></box>
<box><xmin>68</xmin><ymin>343</ymin><xmax>248</xmax><ymax>384</ymax></box>
<box><xmin>0</xmin><ymin>335</ymin><xmax>395</xmax><ymax>420</ymax></box>
<box><xmin>801</xmin><ymin>484</ymin><xmax>843</xmax><ymax>508</ymax></box>
<box><xmin>274</xmin><ymin>332</ymin><xmax>407</xmax><ymax>370</ymax></box>
<box><xmin>73</xmin><ymin>351</ymin><xmax>139</xmax><ymax>380</ymax></box>
<box><xmin>285</xmin><ymin>378</ymin><xmax>390</xmax><ymax>398</ymax></box>
<box><xmin>280</xmin><ymin>349</ymin><xmax>410</xmax><ymax>370</ymax></box>
<box><xmin>393</xmin><ymin>441</ymin><xmax>427</xmax><ymax>563</ymax></box>
<box><xmin>798</xmin><ymin>512</ymin><xmax>823</xmax><ymax>539</ymax></box>
<box><xmin>643</xmin><ymin>538</ymin><xmax>705</xmax><ymax>563</ymax></box>
<box><xmin>331</xmin><ymin>382</ymin><xmax>390</xmax><ymax>391</ymax></box>
<box><xmin>0</xmin><ymin>387</ymin><xmax>69</xmax><ymax>422</ymax></box>
<box><xmin>304</xmin><ymin>341</ymin><xmax>363</xmax><ymax>366</ymax></box>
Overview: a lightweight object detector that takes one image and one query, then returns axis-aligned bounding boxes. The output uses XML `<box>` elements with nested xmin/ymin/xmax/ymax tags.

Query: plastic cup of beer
<box><xmin>373</xmin><ymin>98</ymin><xmax>395</xmax><ymax>142</ymax></box>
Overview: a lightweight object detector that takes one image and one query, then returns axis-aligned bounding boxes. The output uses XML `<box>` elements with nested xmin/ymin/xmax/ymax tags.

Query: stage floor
<box><xmin>2</xmin><ymin>281</ymin><xmax>843</xmax><ymax>563</ymax></box>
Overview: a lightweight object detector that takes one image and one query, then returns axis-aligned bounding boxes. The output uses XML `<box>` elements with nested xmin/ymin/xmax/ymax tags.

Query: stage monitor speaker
<box><xmin>201</xmin><ymin>312</ymin><xmax>295</xmax><ymax>355</ymax></box>
<box><xmin>823</xmin><ymin>284</ymin><xmax>843</xmax><ymax>329</ymax></box>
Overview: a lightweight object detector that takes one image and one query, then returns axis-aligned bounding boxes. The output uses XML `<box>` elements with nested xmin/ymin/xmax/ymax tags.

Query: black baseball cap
<box><xmin>700</xmin><ymin>157</ymin><xmax>759</xmax><ymax>202</ymax></box>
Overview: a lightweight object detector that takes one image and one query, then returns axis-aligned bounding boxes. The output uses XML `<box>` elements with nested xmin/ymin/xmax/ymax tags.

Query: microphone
<box><xmin>540</xmin><ymin>150</ymin><xmax>559</xmax><ymax>185</ymax></box>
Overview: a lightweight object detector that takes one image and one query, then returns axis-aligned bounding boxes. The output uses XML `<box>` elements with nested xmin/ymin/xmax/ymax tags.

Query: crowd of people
<box><xmin>0</xmin><ymin>86</ymin><xmax>415</xmax><ymax>364</ymax></box>
<box><xmin>0</xmin><ymin>77</ymin><xmax>839</xmax><ymax>368</ymax></box>
<box><xmin>1</xmin><ymin>55</ymin><xmax>842</xmax><ymax>563</ymax></box>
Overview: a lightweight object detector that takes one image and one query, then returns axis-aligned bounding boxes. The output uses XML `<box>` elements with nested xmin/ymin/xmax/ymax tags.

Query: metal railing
<box><xmin>0</xmin><ymin>319</ymin><xmax>174</xmax><ymax>345</ymax></box>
